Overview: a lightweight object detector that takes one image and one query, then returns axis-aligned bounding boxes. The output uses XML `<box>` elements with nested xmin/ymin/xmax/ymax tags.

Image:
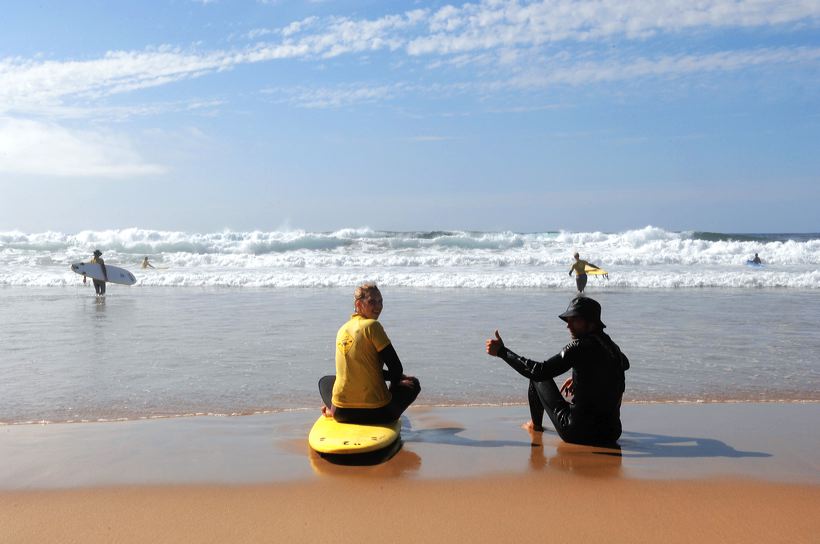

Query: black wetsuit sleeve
<box><xmin>497</xmin><ymin>346</ymin><xmax>571</xmax><ymax>381</ymax></box>
<box><xmin>378</xmin><ymin>344</ymin><xmax>404</xmax><ymax>384</ymax></box>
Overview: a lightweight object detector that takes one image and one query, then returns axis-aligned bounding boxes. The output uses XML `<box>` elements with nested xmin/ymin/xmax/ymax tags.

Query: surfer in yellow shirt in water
<box><xmin>84</xmin><ymin>249</ymin><xmax>108</xmax><ymax>296</ymax></box>
<box><xmin>319</xmin><ymin>282</ymin><xmax>421</xmax><ymax>424</ymax></box>
<box><xmin>569</xmin><ymin>252</ymin><xmax>601</xmax><ymax>294</ymax></box>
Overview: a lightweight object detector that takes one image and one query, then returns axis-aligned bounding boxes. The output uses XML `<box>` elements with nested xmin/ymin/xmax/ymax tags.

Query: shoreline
<box><xmin>2</xmin><ymin>404</ymin><xmax>819</xmax><ymax>543</ymax></box>
<box><xmin>3</xmin><ymin>399</ymin><xmax>819</xmax><ymax>427</ymax></box>
<box><xmin>2</xmin><ymin>403</ymin><xmax>818</xmax><ymax>488</ymax></box>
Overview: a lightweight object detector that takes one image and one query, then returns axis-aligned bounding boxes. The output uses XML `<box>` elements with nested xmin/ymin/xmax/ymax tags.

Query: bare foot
<box><xmin>522</xmin><ymin>420</ymin><xmax>544</xmax><ymax>432</ymax></box>
<box><xmin>321</xmin><ymin>405</ymin><xmax>333</xmax><ymax>418</ymax></box>
<box><xmin>522</xmin><ymin>421</ymin><xmax>544</xmax><ymax>447</ymax></box>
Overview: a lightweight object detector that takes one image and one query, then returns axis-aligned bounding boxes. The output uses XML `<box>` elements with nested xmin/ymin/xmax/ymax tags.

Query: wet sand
<box><xmin>2</xmin><ymin>404</ymin><xmax>819</xmax><ymax>543</ymax></box>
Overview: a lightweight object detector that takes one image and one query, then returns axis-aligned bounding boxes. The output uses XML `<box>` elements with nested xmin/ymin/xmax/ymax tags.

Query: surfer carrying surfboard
<box><xmin>84</xmin><ymin>249</ymin><xmax>108</xmax><ymax>296</ymax></box>
<box><xmin>318</xmin><ymin>283</ymin><xmax>421</xmax><ymax>425</ymax></box>
<box><xmin>485</xmin><ymin>296</ymin><xmax>629</xmax><ymax>446</ymax></box>
<box><xmin>568</xmin><ymin>252</ymin><xmax>600</xmax><ymax>293</ymax></box>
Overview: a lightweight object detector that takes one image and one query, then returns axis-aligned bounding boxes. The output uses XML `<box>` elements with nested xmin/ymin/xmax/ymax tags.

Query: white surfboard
<box><xmin>71</xmin><ymin>262</ymin><xmax>137</xmax><ymax>286</ymax></box>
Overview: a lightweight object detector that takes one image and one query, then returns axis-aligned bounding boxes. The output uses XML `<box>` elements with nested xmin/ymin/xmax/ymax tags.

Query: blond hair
<box><xmin>353</xmin><ymin>282</ymin><xmax>380</xmax><ymax>304</ymax></box>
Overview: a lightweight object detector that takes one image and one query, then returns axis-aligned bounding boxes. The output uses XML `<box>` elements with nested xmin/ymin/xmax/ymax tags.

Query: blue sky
<box><xmin>1</xmin><ymin>0</ymin><xmax>819</xmax><ymax>233</ymax></box>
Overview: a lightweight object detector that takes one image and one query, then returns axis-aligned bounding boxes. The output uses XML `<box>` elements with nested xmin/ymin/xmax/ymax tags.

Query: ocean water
<box><xmin>1</xmin><ymin>227</ymin><xmax>819</xmax><ymax>425</ymax></box>
<box><xmin>2</xmin><ymin>226</ymin><xmax>819</xmax><ymax>289</ymax></box>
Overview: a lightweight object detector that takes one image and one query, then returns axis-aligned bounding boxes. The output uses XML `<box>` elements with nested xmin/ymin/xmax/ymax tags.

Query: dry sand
<box><xmin>2</xmin><ymin>404</ymin><xmax>819</xmax><ymax>543</ymax></box>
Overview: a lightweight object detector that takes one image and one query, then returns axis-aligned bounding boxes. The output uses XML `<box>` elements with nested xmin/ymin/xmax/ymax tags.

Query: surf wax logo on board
<box><xmin>338</xmin><ymin>331</ymin><xmax>354</xmax><ymax>354</ymax></box>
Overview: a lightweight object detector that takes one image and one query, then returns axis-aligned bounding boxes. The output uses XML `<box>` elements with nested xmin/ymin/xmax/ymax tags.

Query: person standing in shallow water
<box><xmin>568</xmin><ymin>252</ymin><xmax>601</xmax><ymax>294</ymax></box>
<box><xmin>485</xmin><ymin>296</ymin><xmax>629</xmax><ymax>446</ymax></box>
<box><xmin>319</xmin><ymin>283</ymin><xmax>421</xmax><ymax>424</ymax></box>
<box><xmin>84</xmin><ymin>249</ymin><xmax>108</xmax><ymax>296</ymax></box>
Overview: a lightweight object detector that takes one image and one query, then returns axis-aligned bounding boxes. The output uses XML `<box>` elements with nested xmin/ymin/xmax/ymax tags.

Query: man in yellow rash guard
<box><xmin>569</xmin><ymin>252</ymin><xmax>600</xmax><ymax>294</ymax></box>
<box><xmin>318</xmin><ymin>283</ymin><xmax>420</xmax><ymax>424</ymax></box>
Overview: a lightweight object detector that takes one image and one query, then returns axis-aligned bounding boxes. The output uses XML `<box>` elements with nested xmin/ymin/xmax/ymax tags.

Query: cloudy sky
<box><xmin>2</xmin><ymin>0</ymin><xmax>819</xmax><ymax>233</ymax></box>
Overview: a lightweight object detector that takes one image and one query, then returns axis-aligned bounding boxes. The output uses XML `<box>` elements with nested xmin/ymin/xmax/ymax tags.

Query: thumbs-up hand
<box><xmin>485</xmin><ymin>330</ymin><xmax>505</xmax><ymax>357</ymax></box>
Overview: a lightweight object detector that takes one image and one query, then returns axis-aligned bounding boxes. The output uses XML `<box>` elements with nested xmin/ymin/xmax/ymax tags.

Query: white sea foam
<box><xmin>1</xmin><ymin>226</ymin><xmax>818</xmax><ymax>288</ymax></box>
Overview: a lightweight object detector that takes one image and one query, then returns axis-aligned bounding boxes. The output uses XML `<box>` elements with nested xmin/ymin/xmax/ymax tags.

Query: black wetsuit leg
<box><xmin>93</xmin><ymin>279</ymin><xmax>105</xmax><ymax>295</ymax></box>
<box><xmin>318</xmin><ymin>375</ymin><xmax>335</xmax><ymax>410</ymax></box>
<box><xmin>317</xmin><ymin>375</ymin><xmax>420</xmax><ymax>424</ymax></box>
<box><xmin>529</xmin><ymin>379</ymin><xmax>575</xmax><ymax>442</ymax></box>
<box><xmin>575</xmin><ymin>274</ymin><xmax>587</xmax><ymax>293</ymax></box>
<box><xmin>385</xmin><ymin>377</ymin><xmax>420</xmax><ymax>418</ymax></box>
<box><xmin>530</xmin><ymin>379</ymin><xmax>621</xmax><ymax>446</ymax></box>
<box><xmin>528</xmin><ymin>381</ymin><xmax>545</xmax><ymax>430</ymax></box>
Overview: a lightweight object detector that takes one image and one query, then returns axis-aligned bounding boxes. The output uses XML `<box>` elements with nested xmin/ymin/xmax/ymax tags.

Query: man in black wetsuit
<box><xmin>485</xmin><ymin>296</ymin><xmax>629</xmax><ymax>446</ymax></box>
<box><xmin>84</xmin><ymin>249</ymin><xmax>108</xmax><ymax>296</ymax></box>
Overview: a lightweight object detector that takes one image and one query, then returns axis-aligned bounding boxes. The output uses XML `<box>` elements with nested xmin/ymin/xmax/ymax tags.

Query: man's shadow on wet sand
<box><xmin>617</xmin><ymin>430</ymin><xmax>771</xmax><ymax>459</ymax></box>
<box><xmin>401</xmin><ymin>420</ymin><xmax>770</xmax><ymax>459</ymax></box>
<box><xmin>402</xmin><ymin>427</ymin><xmax>531</xmax><ymax>448</ymax></box>
<box><xmin>400</xmin><ymin>421</ymin><xmax>530</xmax><ymax>449</ymax></box>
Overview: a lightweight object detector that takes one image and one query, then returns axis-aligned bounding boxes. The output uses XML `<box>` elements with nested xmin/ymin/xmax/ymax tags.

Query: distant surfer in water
<box><xmin>141</xmin><ymin>257</ymin><xmax>155</xmax><ymax>269</ymax></box>
<box><xmin>751</xmin><ymin>253</ymin><xmax>762</xmax><ymax>264</ymax></box>
<box><xmin>84</xmin><ymin>249</ymin><xmax>108</xmax><ymax>296</ymax></box>
<box><xmin>569</xmin><ymin>252</ymin><xmax>600</xmax><ymax>293</ymax></box>
<box><xmin>319</xmin><ymin>283</ymin><xmax>421</xmax><ymax>424</ymax></box>
<box><xmin>485</xmin><ymin>296</ymin><xmax>629</xmax><ymax>446</ymax></box>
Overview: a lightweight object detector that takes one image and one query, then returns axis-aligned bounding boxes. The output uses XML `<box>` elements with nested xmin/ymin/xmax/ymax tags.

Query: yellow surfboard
<box><xmin>584</xmin><ymin>264</ymin><xmax>608</xmax><ymax>276</ymax></box>
<box><xmin>308</xmin><ymin>416</ymin><xmax>401</xmax><ymax>455</ymax></box>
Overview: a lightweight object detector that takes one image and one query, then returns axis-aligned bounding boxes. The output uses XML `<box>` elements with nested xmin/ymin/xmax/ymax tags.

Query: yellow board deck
<box><xmin>308</xmin><ymin>415</ymin><xmax>401</xmax><ymax>455</ymax></box>
<box><xmin>584</xmin><ymin>264</ymin><xmax>609</xmax><ymax>276</ymax></box>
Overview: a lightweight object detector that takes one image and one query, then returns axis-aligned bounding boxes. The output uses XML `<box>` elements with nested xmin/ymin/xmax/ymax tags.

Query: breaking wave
<box><xmin>1</xmin><ymin>226</ymin><xmax>818</xmax><ymax>288</ymax></box>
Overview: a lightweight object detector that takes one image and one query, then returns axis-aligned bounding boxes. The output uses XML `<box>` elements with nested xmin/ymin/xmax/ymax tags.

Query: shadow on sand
<box><xmin>401</xmin><ymin>426</ymin><xmax>530</xmax><ymax>448</ymax></box>
<box><xmin>617</xmin><ymin>430</ymin><xmax>771</xmax><ymax>459</ymax></box>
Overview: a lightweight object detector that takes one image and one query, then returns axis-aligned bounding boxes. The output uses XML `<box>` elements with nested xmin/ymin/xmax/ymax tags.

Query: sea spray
<box><xmin>1</xmin><ymin>226</ymin><xmax>818</xmax><ymax>288</ymax></box>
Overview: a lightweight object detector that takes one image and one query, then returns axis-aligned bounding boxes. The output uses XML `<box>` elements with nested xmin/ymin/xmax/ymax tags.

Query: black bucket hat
<box><xmin>558</xmin><ymin>296</ymin><xmax>606</xmax><ymax>328</ymax></box>
<box><xmin>93</xmin><ymin>249</ymin><xmax>102</xmax><ymax>256</ymax></box>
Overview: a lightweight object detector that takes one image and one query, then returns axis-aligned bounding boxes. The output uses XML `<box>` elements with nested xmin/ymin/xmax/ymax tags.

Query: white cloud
<box><xmin>0</xmin><ymin>48</ymin><xmax>238</xmax><ymax>116</ymax></box>
<box><xmin>266</xmin><ymin>45</ymin><xmax>820</xmax><ymax>109</ymax></box>
<box><xmin>407</xmin><ymin>0</ymin><xmax>820</xmax><ymax>55</ymax></box>
<box><xmin>279</xmin><ymin>12</ymin><xmax>422</xmax><ymax>59</ymax></box>
<box><xmin>266</xmin><ymin>84</ymin><xmax>401</xmax><ymax>109</ymax></box>
<box><xmin>0</xmin><ymin>0</ymin><xmax>817</xmax><ymax>121</ymax></box>
<box><xmin>9</xmin><ymin>99</ymin><xmax>225</xmax><ymax>122</ymax></box>
<box><xmin>0</xmin><ymin>117</ymin><xmax>165</xmax><ymax>178</ymax></box>
<box><xmin>281</xmin><ymin>16</ymin><xmax>320</xmax><ymax>37</ymax></box>
<box><xmin>506</xmin><ymin>46</ymin><xmax>820</xmax><ymax>88</ymax></box>
<box><xmin>0</xmin><ymin>1</ymin><xmax>815</xmax><ymax>184</ymax></box>
<box><xmin>247</xmin><ymin>28</ymin><xmax>275</xmax><ymax>40</ymax></box>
